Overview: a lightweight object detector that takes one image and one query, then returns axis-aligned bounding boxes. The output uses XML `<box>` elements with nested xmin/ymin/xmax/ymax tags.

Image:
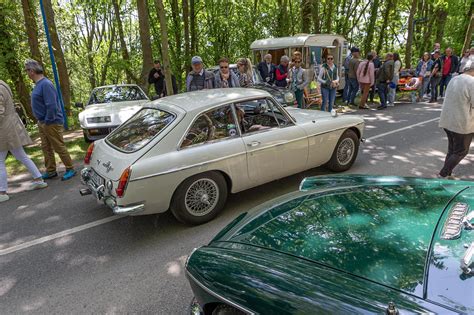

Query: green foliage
<box><xmin>1</xmin><ymin>0</ymin><xmax>471</xmax><ymax>108</ymax></box>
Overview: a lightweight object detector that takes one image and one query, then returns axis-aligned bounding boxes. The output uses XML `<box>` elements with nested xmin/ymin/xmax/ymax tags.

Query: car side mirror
<box><xmin>75</xmin><ymin>102</ymin><xmax>84</xmax><ymax>109</ymax></box>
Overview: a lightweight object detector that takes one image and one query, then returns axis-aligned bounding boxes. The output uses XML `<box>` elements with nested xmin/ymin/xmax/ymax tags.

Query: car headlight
<box><xmin>284</xmin><ymin>92</ymin><xmax>295</xmax><ymax>103</ymax></box>
<box><xmin>87</xmin><ymin>116</ymin><xmax>111</xmax><ymax>123</ymax></box>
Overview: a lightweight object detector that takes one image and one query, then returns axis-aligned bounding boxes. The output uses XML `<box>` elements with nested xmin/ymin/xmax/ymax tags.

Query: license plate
<box><xmin>90</xmin><ymin>169</ymin><xmax>104</xmax><ymax>187</ymax></box>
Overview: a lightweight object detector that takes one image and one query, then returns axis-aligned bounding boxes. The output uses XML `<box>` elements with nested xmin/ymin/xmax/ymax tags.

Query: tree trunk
<box><xmin>301</xmin><ymin>0</ymin><xmax>312</xmax><ymax>33</ymax></box>
<box><xmin>21</xmin><ymin>0</ymin><xmax>43</xmax><ymax>66</ymax></box>
<box><xmin>43</xmin><ymin>0</ymin><xmax>71</xmax><ymax>114</ymax></box>
<box><xmin>170</xmin><ymin>0</ymin><xmax>182</xmax><ymax>90</ymax></box>
<box><xmin>435</xmin><ymin>7</ymin><xmax>448</xmax><ymax>44</ymax></box>
<box><xmin>137</xmin><ymin>0</ymin><xmax>153</xmax><ymax>92</ymax></box>
<box><xmin>462</xmin><ymin>4</ymin><xmax>474</xmax><ymax>53</ymax></box>
<box><xmin>376</xmin><ymin>0</ymin><xmax>393</xmax><ymax>54</ymax></box>
<box><xmin>0</xmin><ymin>6</ymin><xmax>35</xmax><ymax>120</ymax></box>
<box><xmin>100</xmin><ymin>17</ymin><xmax>116</xmax><ymax>86</ymax></box>
<box><xmin>112</xmin><ymin>0</ymin><xmax>136</xmax><ymax>83</ymax></box>
<box><xmin>183</xmin><ymin>0</ymin><xmax>190</xmax><ymax>72</ymax></box>
<box><xmin>405</xmin><ymin>0</ymin><xmax>418</xmax><ymax>69</ymax></box>
<box><xmin>154</xmin><ymin>0</ymin><xmax>174</xmax><ymax>96</ymax></box>
<box><xmin>312</xmin><ymin>0</ymin><xmax>320</xmax><ymax>33</ymax></box>
<box><xmin>363</xmin><ymin>0</ymin><xmax>380</xmax><ymax>56</ymax></box>
<box><xmin>324</xmin><ymin>1</ymin><xmax>334</xmax><ymax>33</ymax></box>
<box><xmin>190</xmin><ymin>0</ymin><xmax>197</xmax><ymax>55</ymax></box>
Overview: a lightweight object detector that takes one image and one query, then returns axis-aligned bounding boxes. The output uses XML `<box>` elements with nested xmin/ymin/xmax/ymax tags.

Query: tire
<box><xmin>326</xmin><ymin>129</ymin><xmax>360</xmax><ymax>172</ymax></box>
<box><xmin>170</xmin><ymin>171</ymin><xmax>228</xmax><ymax>225</ymax></box>
<box><xmin>83</xmin><ymin>130</ymin><xmax>92</xmax><ymax>143</ymax></box>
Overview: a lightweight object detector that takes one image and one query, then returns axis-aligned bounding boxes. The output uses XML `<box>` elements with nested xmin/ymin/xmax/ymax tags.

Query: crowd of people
<box><xmin>1</xmin><ymin>42</ymin><xmax>473</xmax><ymax>203</ymax></box>
<box><xmin>341</xmin><ymin>44</ymin><xmax>474</xmax><ymax>110</ymax></box>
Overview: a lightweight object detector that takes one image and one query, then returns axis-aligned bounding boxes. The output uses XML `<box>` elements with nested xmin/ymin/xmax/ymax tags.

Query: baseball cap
<box><xmin>191</xmin><ymin>56</ymin><xmax>203</xmax><ymax>65</ymax></box>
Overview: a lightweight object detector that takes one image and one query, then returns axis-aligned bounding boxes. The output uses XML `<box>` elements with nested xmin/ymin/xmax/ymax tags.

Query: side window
<box><xmin>266</xmin><ymin>98</ymin><xmax>294</xmax><ymax>127</ymax></box>
<box><xmin>234</xmin><ymin>99</ymin><xmax>279</xmax><ymax>134</ymax></box>
<box><xmin>181</xmin><ymin>104</ymin><xmax>238</xmax><ymax>148</ymax></box>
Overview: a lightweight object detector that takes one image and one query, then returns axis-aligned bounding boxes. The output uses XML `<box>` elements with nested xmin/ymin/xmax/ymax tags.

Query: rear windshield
<box><xmin>106</xmin><ymin>108</ymin><xmax>175</xmax><ymax>152</ymax></box>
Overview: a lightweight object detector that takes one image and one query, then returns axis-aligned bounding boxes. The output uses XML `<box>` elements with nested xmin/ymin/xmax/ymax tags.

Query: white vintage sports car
<box><xmin>77</xmin><ymin>84</ymin><xmax>149</xmax><ymax>141</ymax></box>
<box><xmin>80</xmin><ymin>88</ymin><xmax>364</xmax><ymax>225</ymax></box>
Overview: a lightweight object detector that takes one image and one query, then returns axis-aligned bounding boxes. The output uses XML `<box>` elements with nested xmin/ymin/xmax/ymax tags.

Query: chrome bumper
<box><xmin>80</xmin><ymin>168</ymin><xmax>145</xmax><ymax>215</ymax></box>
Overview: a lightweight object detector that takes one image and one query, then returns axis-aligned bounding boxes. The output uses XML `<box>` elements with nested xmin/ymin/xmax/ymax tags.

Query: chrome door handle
<box><xmin>247</xmin><ymin>141</ymin><xmax>261</xmax><ymax>147</ymax></box>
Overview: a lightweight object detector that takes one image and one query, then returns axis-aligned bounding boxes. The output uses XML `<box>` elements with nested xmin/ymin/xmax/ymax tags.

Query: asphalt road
<box><xmin>1</xmin><ymin>101</ymin><xmax>473</xmax><ymax>314</ymax></box>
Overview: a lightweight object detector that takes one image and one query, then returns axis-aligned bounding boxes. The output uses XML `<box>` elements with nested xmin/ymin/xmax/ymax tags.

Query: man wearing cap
<box><xmin>257</xmin><ymin>54</ymin><xmax>276</xmax><ymax>84</ymax></box>
<box><xmin>347</xmin><ymin>47</ymin><xmax>361</xmax><ymax>106</ymax></box>
<box><xmin>429</xmin><ymin>50</ymin><xmax>443</xmax><ymax>103</ymax></box>
<box><xmin>186</xmin><ymin>56</ymin><xmax>215</xmax><ymax>92</ymax></box>
<box><xmin>438</xmin><ymin>62</ymin><xmax>474</xmax><ymax>179</ymax></box>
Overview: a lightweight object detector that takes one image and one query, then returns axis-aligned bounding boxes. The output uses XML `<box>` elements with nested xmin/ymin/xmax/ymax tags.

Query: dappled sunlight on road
<box><xmin>167</xmin><ymin>255</ymin><xmax>188</xmax><ymax>277</ymax></box>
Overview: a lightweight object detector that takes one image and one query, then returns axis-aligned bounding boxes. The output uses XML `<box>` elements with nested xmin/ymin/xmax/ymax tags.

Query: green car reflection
<box><xmin>186</xmin><ymin>175</ymin><xmax>474</xmax><ymax>315</ymax></box>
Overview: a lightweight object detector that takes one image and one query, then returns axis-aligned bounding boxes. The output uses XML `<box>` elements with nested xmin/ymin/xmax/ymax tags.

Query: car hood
<box><xmin>212</xmin><ymin>176</ymin><xmax>470</xmax><ymax>295</ymax></box>
<box><xmin>79</xmin><ymin>100</ymin><xmax>149</xmax><ymax>126</ymax></box>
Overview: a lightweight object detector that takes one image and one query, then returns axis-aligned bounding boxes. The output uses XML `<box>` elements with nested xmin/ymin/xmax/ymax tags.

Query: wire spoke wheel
<box><xmin>336</xmin><ymin>137</ymin><xmax>355</xmax><ymax>166</ymax></box>
<box><xmin>184</xmin><ymin>178</ymin><xmax>220</xmax><ymax>216</ymax></box>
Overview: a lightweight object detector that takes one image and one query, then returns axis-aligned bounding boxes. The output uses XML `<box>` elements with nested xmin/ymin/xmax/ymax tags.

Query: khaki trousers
<box><xmin>359</xmin><ymin>83</ymin><xmax>371</xmax><ymax>107</ymax></box>
<box><xmin>38</xmin><ymin>123</ymin><xmax>73</xmax><ymax>173</ymax></box>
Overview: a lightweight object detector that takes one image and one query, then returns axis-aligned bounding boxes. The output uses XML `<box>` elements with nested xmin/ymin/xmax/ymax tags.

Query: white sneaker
<box><xmin>28</xmin><ymin>181</ymin><xmax>48</xmax><ymax>191</ymax></box>
<box><xmin>387</xmin><ymin>103</ymin><xmax>395</xmax><ymax>107</ymax></box>
<box><xmin>0</xmin><ymin>194</ymin><xmax>9</xmax><ymax>203</ymax></box>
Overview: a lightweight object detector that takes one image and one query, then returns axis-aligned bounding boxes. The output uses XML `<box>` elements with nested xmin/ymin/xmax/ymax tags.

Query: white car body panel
<box><xmin>81</xmin><ymin>88</ymin><xmax>364</xmax><ymax>216</ymax></box>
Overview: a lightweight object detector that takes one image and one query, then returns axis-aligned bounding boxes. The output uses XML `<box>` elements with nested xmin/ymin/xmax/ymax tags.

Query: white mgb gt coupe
<box><xmin>80</xmin><ymin>88</ymin><xmax>364</xmax><ymax>225</ymax></box>
<box><xmin>78</xmin><ymin>84</ymin><xmax>149</xmax><ymax>141</ymax></box>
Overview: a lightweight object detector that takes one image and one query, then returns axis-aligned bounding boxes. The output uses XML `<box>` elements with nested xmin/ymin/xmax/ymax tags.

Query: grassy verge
<box><xmin>6</xmin><ymin>136</ymin><xmax>88</xmax><ymax>176</ymax></box>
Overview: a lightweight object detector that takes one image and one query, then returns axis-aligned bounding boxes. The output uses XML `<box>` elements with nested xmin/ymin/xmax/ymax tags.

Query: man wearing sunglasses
<box><xmin>214</xmin><ymin>58</ymin><xmax>239</xmax><ymax>88</ymax></box>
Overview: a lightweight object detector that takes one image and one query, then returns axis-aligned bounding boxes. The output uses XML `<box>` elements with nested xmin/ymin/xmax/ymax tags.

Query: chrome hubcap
<box><xmin>185</xmin><ymin>178</ymin><xmax>219</xmax><ymax>216</ymax></box>
<box><xmin>337</xmin><ymin>138</ymin><xmax>355</xmax><ymax>166</ymax></box>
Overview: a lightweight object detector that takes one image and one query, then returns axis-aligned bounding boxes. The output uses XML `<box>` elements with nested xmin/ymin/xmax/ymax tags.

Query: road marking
<box><xmin>366</xmin><ymin>117</ymin><xmax>440</xmax><ymax>142</ymax></box>
<box><xmin>1</xmin><ymin>116</ymin><xmax>441</xmax><ymax>256</ymax></box>
<box><xmin>0</xmin><ymin>215</ymin><xmax>125</xmax><ymax>256</ymax></box>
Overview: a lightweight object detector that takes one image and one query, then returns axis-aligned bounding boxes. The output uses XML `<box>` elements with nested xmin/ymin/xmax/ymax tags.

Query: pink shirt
<box><xmin>357</xmin><ymin>61</ymin><xmax>375</xmax><ymax>86</ymax></box>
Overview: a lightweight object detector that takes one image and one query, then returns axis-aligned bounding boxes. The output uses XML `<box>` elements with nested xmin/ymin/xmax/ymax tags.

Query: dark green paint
<box><xmin>187</xmin><ymin>176</ymin><xmax>474</xmax><ymax>314</ymax></box>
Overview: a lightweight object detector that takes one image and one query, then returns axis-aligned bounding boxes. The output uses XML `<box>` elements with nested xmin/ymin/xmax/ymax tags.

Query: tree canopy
<box><xmin>0</xmin><ymin>0</ymin><xmax>472</xmax><ymax>115</ymax></box>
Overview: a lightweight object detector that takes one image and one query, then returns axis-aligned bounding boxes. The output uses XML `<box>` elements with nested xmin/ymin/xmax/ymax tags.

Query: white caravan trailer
<box><xmin>250</xmin><ymin>34</ymin><xmax>348</xmax><ymax>89</ymax></box>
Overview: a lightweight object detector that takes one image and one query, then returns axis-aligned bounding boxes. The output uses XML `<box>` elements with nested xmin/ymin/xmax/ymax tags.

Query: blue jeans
<box><xmin>430</xmin><ymin>76</ymin><xmax>442</xmax><ymax>101</ymax></box>
<box><xmin>439</xmin><ymin>74</ymin><xmax>452</xmax><ymax>97</ymax></box>
<box><xmin>321</xmin><ymin>87</ymin><xmax>336</xmax><ymax>112</ymax></box>
<box><xmin>347</xmin><ymin>78</ymin><xmax>359</xmax><ymax>104</ymax></box>
<box><xmin>342</xmin><ymin>74</ymin><xmax>349</xmax><ymax>102</ymax></box>
<box><xmin>377</xmin><ymin>82</ymin><xmax>388</xmax><ymax>107</ymax></box>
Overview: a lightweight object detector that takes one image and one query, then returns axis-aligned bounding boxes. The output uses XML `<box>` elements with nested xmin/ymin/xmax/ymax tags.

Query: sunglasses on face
<box><xmin>220</xmin><ymin>66</ymin><xmax>228</xmax><ymax>69</ymax></box>
<box><xmin>327</xmin><ymin>57</ymin><xmax>333</xmax><ymax>60</ymax></box>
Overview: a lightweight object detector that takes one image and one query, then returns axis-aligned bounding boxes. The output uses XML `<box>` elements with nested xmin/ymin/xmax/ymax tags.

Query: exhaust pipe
<box><xmin>80</xmin><ymin>188</ymin><xmax>92</xmax><ymax>196</ymax></box>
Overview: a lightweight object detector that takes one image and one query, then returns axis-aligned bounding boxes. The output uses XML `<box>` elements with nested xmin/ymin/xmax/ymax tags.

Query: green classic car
<box><xmin>186</xmin><ymin>175</ymin><xmax>474</xmax><ymax>314</ymax></box>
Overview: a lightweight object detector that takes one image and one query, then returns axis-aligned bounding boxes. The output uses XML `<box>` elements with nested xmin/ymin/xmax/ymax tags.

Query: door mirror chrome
<box><xmin>461</xmin><ymin>242</ymin><xmax>474</xmax><ymax>275</ymax></box>
<box><xmin>385</xmin><ymin>302</ymin><xmax>399</xmax><ymax>315</ymax></box>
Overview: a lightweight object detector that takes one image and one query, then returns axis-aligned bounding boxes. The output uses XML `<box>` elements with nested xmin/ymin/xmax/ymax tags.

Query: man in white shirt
<box><xmin>438</xmin><ymin>62</ymin><xmax>474</xmax><ymax>178</ymax></box>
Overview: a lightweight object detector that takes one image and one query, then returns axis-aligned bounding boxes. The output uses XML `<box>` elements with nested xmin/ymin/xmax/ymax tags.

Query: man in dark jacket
<box><xmin>257</xmin><ymin>54</ymin><xmax>276</xmax><ymax>84</ymax></box>
<box><xmin>439</xmin><ymin>47</ymin><xmax>459</xmax><ymax>97</ymax></box>
<box><xmin>376</xmin><ymin>53</ymin><xmax>394</xmax><ymax>110</ymax></box>
<box><xmin>148</xmin><ymin>60</ymin><xmax>165</xmax><ymax>97</ymax></box>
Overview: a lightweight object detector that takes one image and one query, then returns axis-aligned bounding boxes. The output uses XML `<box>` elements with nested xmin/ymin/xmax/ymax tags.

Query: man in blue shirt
<box><xmin>25</xmin><ymin>59</ymin><xmax>76</xmax><ymax>180</ymax></box>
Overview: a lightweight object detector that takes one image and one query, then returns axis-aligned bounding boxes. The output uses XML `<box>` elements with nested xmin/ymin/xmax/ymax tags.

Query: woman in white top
<box><xmin>388</xmin><ymin>53</ymin><xmax>402</xmax><ymax>106</ymax></box>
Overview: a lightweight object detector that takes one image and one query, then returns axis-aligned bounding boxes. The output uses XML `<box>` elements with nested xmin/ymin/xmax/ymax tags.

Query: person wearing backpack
<box><xmin>342</xmin><ymin>47</ymin><xmax>354</xmax><ymax>104</ymax></box>
<box><xmin>317</xmin><ymin>54</ymin><xmax>339</xmax><ymax>112</ymax></box>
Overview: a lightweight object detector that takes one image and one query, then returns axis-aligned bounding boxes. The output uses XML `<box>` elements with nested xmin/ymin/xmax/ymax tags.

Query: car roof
<box><xmin>213</xmin><ymin>175</ymin><xmax>474</xmax><ymax>297</ymax></box>
<box><xmin>151</xmin><ymin>88</ymin><xmax>271</xmax><ymax>113</ymax></box>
